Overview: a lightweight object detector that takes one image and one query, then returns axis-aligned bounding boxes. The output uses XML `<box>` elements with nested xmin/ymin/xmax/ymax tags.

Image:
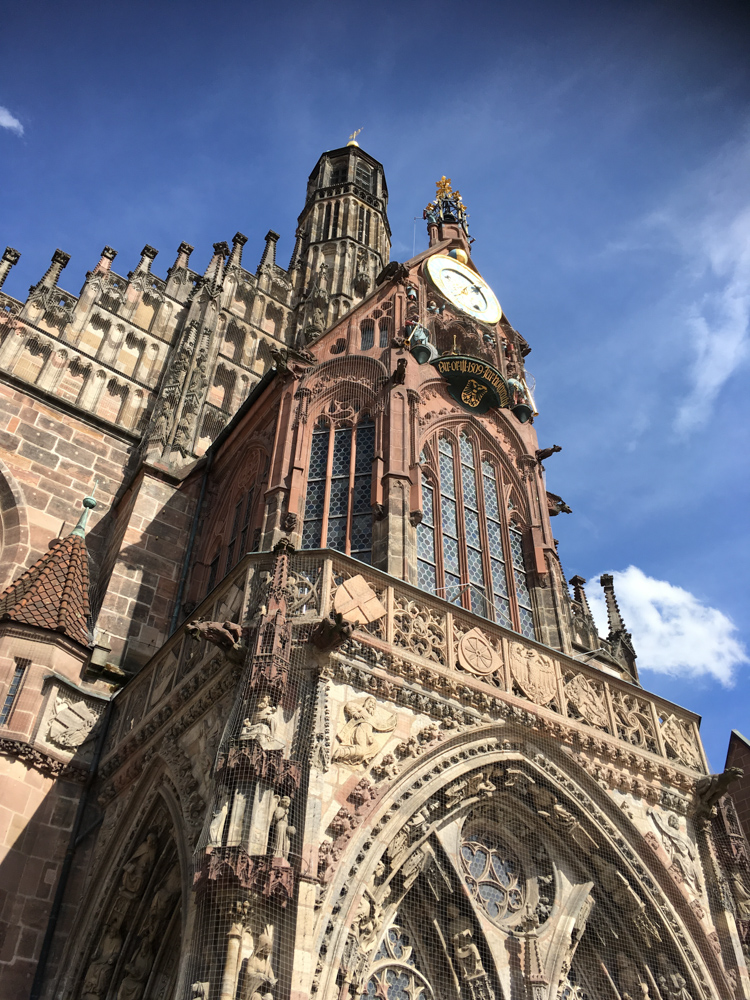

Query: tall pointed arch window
<box><xmin>417</xmin><ymin>431</ymin><xmax>536</xmax><ymax>638</ymax></box>
<box><xmin>301</xmin><ymin>415</ymin><xmax>375</xmax><ymax>563</ymax></box>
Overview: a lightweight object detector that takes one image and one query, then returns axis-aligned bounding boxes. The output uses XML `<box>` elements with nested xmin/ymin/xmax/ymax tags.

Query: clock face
<box><xmin>425</xmin><ymin>255</ymin><xmax>502</xmax><ymax>324</ymax></box>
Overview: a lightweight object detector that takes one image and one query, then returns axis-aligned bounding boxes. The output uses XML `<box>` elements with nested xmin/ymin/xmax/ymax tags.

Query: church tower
<box><xmin>293</xmin><ymin>136</ymin><xmax>391</xmax><ymax>341</ymax></box>
<box><xmin>0</xmin><ymin>144</ymin><xmax>748</xmax><ymax>1000</ymax></box>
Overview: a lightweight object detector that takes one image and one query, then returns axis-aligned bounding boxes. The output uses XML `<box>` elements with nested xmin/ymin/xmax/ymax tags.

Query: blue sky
<box><xmin>2</xmin><ymin>0</ymin><xmax>749</xmax><ymax>768</ymax></box>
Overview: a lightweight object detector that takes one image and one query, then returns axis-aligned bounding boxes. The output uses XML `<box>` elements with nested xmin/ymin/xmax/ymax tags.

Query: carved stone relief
<box><xmin>332</xmin><ymin>697</ymin><xmax>397</xmax><ymax>767</ymax></box>
<box><xmin>660</xmin><ymin>714</ymin><xmax>702</xmax><ymax>771</ymax></box>
<box><xmin>333</xmin><ymin>574</ymin><xmax>387</xmax><ymax>625</ymax></box>
<box><xmin>508</xmin><ymin>639</ymin><xmax>557</xmax><ymax>705</ymax></box>
<box><xmin>564</xmin><ymin>672</ymin><xmax>609</xmax><ymax>730</ymax></box>
<box><xmin>457</xmin><ymin>627</ymin><xmax>501</xmax><ymax>677</ymax></box>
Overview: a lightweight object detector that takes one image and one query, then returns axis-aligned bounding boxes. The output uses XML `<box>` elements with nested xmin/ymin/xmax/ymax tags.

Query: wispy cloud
<box><xmin>0</xmin><ymin>106</ymin><xmax>23</xmax><ymax>136</ymax></box>
<box><xmin>587</xmin><ymin>566</ymin><xmax>747</xmax><ymax>686</ymax></box>
<box><xmin>649</xmin><ymin>134</ymin><xmax>750</xmax><ymax>432</ymax></box>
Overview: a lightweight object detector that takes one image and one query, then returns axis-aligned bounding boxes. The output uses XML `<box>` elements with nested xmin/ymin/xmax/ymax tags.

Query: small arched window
<box><xmin>417</xmin><ymin>431</ymin><xmax>536</xmax><ymax>638</ymax></box>
<box><xmin>301</xmin><ymin>416</ymin><xmax>375</xmax><ymax>563</ymax></box>
<box><xmin>360</xmin><ymin>320</ymin><xmax>375</xmax><ymax>350</ymax></box>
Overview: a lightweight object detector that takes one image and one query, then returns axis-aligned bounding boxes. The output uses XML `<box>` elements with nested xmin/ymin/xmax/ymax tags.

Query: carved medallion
<box><xmin>660</xmin><ymin>714</ymin><xmax>702</xmax><ymax>771</ymax></box>
<box><xmin>457</xmin><ymin>628</ymin><xmax>500</xmax><ymax>676</ymax></box>
<box><xmin>333</xmin><ymin>575</ymin><xmax>386</xmax><ymax>624</ymax></box>
<box><xmin>508</xmin><ymin>640</ymin><xmax>557</xmax><ymax>705</ymax></box>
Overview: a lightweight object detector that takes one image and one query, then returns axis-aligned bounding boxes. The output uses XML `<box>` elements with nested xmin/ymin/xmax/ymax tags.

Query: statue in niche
<box><xmin>145</xmin><ymin>863</ymin><xmax>181</xmax><ymax>940</ymax></box>
<box><xmin>208</xmin><ymin>799</ymin><xmax>229</xmax><ymax>846</ymax></box>
<box><xmin>657</xmin><ymin>957</ymin><xmax>693</xmax><ymax>1000</ymax></box>
<box><xmin>616</xmin><ymin>951</ymin><xmax>650</xmax><ymax>999</ymax></box>
<box><xmin>648</xmin><ymin>810</ymin><xmax>703</xmax><ymax>894</ymax></box>
<box><xmin>120</xmin><ymin>832</ymin><xmax>158</xmax><ymax>896</ymax></box>
<box><xmin>271</xmin><ymin>796</ymin><xmax>295</xmax><ymax>861</ymax></box>
<box><xmin>446</xmin><ymin>906</ymin><xmax>486</xmax><ymax>980</ymax></box>
<box><xmin>240</xmin><ymin>695</ymin><xmax>284</xmax><ymax>750</ymax></box>
<box><xmin>332</xmin><ymin>696</ymin><xmax>397</xmax><ymax>766</ymax></box>
<box><xmin>81</xmin><ymin>914</ymin><xmax>124</xmax><ymax>1000</ymax></box>
<box><xmin>732</xmin><ymin>873</ymin><xmax>750</xmax><ymax>919</ymax></box>
<box><xmin>453</xmin><ymin>928</ymin><xmax>485</xmax><ymax>980</ymax></box>
<box><xmin>116</xmin><ymin>936</ymin><xmax>154</xmax><ymax>1000</ymax></box>
<box><xmin>240</xmin><ymin>933</ymin><xmax>277</xmax><ymax>1000</ymax></box>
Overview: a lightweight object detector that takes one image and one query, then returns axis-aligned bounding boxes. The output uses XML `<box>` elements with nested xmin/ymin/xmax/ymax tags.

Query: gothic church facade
<box><xmin>0</xmin><ymin>141</ymin><xmax>748</xmax><ymax>1000</ymax></box>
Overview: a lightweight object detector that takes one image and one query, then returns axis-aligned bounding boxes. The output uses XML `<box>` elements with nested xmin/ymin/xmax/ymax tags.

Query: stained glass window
<box><xmin>301</xmin><ymin>424</ymin><xmax>329</xmax><ymax>549</ymax></box>
<box><xmin>417</xmin><ymin>475</ymin><xmax>437</xmax><ymax>595</ymax></box>
<box><xmin>301</xmin><ymin>416</ymin><xmax>374</xmax><ymax>562</ymax></box>
<box><xmin>421</xmin><ymin>431</ymin><xmax>536</xmax><ymax>637</ymax></box>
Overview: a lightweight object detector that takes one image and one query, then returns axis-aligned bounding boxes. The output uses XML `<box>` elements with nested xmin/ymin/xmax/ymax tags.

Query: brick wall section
<box><xmin>96</xmin><ymin>470</ymin><xmax>198</xmax><ymax>672</ymax></box>
<box><xmin>0</xmin><ymin>382</ymin><xmax>136</xmax><ymax>588</ymax></box>
<box><xmin>726</xmin><ymin>730</ymin><xmax>750</xmax><ymax>842</ymax></box>
<box><xmin>0</xmin><ymin>756</ymin><xmax>80</xmax><ymax>1000</ymax></box>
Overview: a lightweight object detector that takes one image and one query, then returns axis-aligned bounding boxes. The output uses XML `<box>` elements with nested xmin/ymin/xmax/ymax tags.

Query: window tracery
<box><xmin>363</xmin><ymin>918</ymin><xmax>435</xmax><ymax>1000</ymax></box>
<box><xmin>418</xmin><ymin>430</ymin><xmax>536</xmax><ymax>637</ymax></box>
<box><xmin>301</xmin><ymin>414</ymin><xmax>375</xmax><ymax>563</ymax></box>
<box><xmin>460</xmin><ymin>834</ymin><xmax>526</xmax><ymax>924</ymax></box>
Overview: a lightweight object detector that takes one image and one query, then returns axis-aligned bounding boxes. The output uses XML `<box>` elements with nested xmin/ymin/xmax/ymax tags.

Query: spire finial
<box><xmin>70</xmin><ymin>487</ymin><xmax>98</xmax><ymax>538</ymax></box>
<box><xmin>347</xmin><ymin>127</ymin><xmax>363</xmax><ymax>147</ymax></box>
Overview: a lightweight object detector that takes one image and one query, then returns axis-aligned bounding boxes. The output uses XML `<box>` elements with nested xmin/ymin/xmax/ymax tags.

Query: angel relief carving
<box><xmin>332</xmin><ymin>697</ymin><xmax>397</xmax><ymax>767</ymax></box>
<box><xmin>508</xmin><ymin>640</ymin><xmax>557</xmax><ymax>706</ymax></box>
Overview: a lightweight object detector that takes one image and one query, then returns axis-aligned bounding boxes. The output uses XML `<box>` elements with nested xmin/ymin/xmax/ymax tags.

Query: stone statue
<box><xmin>616</xmin><ymin>951</ymin><xmax>650</xmax><ymax>999</ymax></box>
<box><xmin>120</xmin><ymin>833</ymin><xmax>158</xmax><ymax>896</ymax></box>
<box><xmin>332</xmin><ymin>696</ymin><xmax>397</xmax><ymax>766</ymax></box>
<box><xmin>81</xmin><ymin>915</ymin><xmax>123</xmax><ymax>1000</ymax></box>
<box><xmin>271</xmin><ymin>796</ymin><xmax>295</xmax><ymax>861</ymax></box>
<box><xmin>145</xmin><ymin>863</ymin><xmax>181</xmax><ymax>940</ymax></box>
<box><xmin>240</xmin><ymin>695</ymin><xmax>284</xmax><ymax>750</ymax></box>
<box><xmin>240</xmin><ymin>933</ymin><xmax>277</xmax><ymax>1000</ymax></box>
<box><xmin>452</xmin><ymin>928</ymin><xmax>485</xmax><ymax>980</ymax></box>
<box><xmin>648</xmin><ymin>810</ymin><xmax>703</xmax><ymax>894</ymax></box>
<box><xmin>208</xmin><ymin>798</ymin><xmax>229</xmax><ymax>846</ymax></box>
<box><xmin>116</xmin><ymin>937</ymin><xmax>154</xmax><ymax>1000</ymax></box>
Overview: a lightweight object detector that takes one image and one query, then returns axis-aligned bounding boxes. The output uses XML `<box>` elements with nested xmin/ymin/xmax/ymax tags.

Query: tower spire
<box><xmin>600</xmin><ymin>573</ymin><xmax>638</xmax><ymax>682</ymax></box>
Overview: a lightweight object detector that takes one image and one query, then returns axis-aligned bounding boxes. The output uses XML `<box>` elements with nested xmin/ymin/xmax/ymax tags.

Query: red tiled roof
<box><xmin>0</xmin><ymin>533</ymin><xmax>91</xmax><ymax>646</ymax></box>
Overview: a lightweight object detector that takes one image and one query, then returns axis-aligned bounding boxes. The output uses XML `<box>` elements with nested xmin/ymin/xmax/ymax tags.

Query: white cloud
<box><xmin>586</xmin><ymin>566</ymin><xmax>747</xmax><ymax>686</ymax></box>
<box><xmin>649</xmin><ymin>134</ymin><xmax>750</xmax><ymax>432</ymax></box>
<box><xmin>0</xmin><ymin>106</ymin><xmax>23</xmax><ymax>136</ymax></box>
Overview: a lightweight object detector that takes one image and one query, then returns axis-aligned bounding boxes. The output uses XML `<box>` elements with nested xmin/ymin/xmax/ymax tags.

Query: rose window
<box><xmin>460</xmin><ymin>835</ymin><xmax>526</xmax><ymax>923</ymax></box>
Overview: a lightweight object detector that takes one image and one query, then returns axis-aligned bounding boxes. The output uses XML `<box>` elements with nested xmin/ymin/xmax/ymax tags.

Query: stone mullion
<box><xmin>555</xmin><ymin>657</ymin><xmax>568</xmax><ymax>718</ymax></box>
<box><xmin>385</xmin><ymin>583</ymin><xmax>394</xmax><ymax>645</ymax></box>
<box><xmin>650</xmin><ymin>700</ymin><xmax>667</xmax><ymax>758</ymax></box>
<box><xmin>446</xmin><ymin>609</ymin><xmax>455</xmax><ymax>672</ymax></box>
<box><xmin>320</xmin><ymin>557</ymin><xmax>334</xmax><ymax>619</ymax></box>
<box><xmin>602</xmin><ymin>681</ymin><xmax>619</xmax><ymax>739</ymax></box>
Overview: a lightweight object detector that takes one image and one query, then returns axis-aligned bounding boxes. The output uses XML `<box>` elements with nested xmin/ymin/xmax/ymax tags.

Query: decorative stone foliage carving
<box><xmin>508</xmin><ymin>639</ymin><xmax>557</xmax><ymax>705</ymax></box>
<box><xmin>611</xmin><ymin>690</ymin><xmax>657</xmax><ymax>752</ymax></box>
<box><xmin>393</xmin><ymin>596</ymin><xmax>447</xmax><ymax>665</ymax></box>
<box><xmin>660</xmin><ymin>714</ymin><xmax>702</xmax><ymax>771</ymax></box>
<box><xmin>564</xmin><ymin>672</ymin><xmax>609</xmax><ymax>731</ymax></box>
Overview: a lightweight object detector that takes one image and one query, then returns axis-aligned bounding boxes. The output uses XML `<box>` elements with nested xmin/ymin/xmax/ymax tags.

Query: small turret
<box><xmin>202</xmin><ymin>241</ymin><xmax>229</xmax><ymax>294</ymax></box>
<box><xmin>130</xmin><ymin>244</ymin><xmax>158</xmax><ymax>277</ymax></box>
<box><xmin>227</xmin><ymin>232</ymin><xmax>248</xmax><ymax>271</ymax></box>
<box><xmin>258</xmin><ymin>230</ymin><xmax>280</xmax><ymax>271</ymax></box>
<box><xmin>0</xmin><ymin>247</ymin><xmax>21</xmax><ymax>290</ymax></box>
<box><xmin>92</xmin><ymin>246</ymin><xmax>117</xmax><ymax>274</ymax></box>
<box><xmin>31</xmin><ymin>248</ymin><xmax>70</xmax><ymax>292</ymax></box>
